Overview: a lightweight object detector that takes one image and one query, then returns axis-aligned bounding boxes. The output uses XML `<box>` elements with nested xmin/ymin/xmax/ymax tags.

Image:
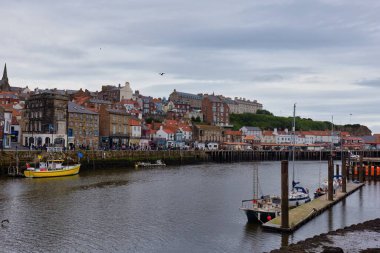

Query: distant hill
<box><xmin>230</xmin><ymin>112</ymin><xmax>372</xmax><ymax>136</ymax></box>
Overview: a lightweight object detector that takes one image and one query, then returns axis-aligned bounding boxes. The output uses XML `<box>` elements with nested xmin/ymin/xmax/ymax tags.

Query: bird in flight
<box><xmin>159</xmin><ymin>73</ymin><xmax>165</xmax><ymax>76</ymax></box>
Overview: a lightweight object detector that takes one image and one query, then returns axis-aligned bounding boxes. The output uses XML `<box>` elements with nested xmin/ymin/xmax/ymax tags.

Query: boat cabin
<box><xmin>41</xmin><ymin>160</ymin><xmax>64</xmax><ymax>170</ymax></box>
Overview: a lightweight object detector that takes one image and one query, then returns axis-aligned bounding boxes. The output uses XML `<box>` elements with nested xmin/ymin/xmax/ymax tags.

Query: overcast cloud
<box><xmin>2</xmin><ymin>0</ymin><xmax>380</xmax><ymax>132</ymax></box>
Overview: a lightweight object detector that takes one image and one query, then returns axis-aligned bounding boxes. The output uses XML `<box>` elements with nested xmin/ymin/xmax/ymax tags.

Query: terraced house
<box><xmin>99</xmin><ymin>105</ymin><xmax>130</xmax><ymax>149</ymax></box>
<box><xmin>67</xmin><ymin>101</ymin><xmax>99</xmax><ymax>149</ymax></box>
<box><xmin>22</xmin><ymin>91</ymin><xmax>68</xmax><ymax>148</ymax></box>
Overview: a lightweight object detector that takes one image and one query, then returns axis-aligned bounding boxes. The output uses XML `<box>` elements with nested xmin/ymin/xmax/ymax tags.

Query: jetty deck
<box><xmin>262</xmin><ymin>182</ymin><xmax>365</xmax><ymax>232</ymax></box>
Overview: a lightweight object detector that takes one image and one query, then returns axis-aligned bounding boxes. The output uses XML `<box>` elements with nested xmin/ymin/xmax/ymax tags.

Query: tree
<box><xmin>256</xmin><ymin>109</ymin><xmax>273</xmax><ymax>116</ymax></box>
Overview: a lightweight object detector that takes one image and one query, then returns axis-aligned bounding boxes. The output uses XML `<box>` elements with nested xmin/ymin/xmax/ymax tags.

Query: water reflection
<box><xmin>281</xmin><ymin>233</ymin><xmax>289</xmax><ymax>247</ymax></box>
<box><xmin>0</xmin><ymin>161</ymin><xmax>379</xmax><ymax>253</ymax></box>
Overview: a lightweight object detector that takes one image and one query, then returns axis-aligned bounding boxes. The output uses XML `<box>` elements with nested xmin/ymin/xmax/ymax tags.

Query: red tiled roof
<box><xmin>180</xmin><ymin>126</ymin><xmax>192</xmax><ymax>132</ymax></box>
<box><xmin>163</xmin><ymin>128</ymin><xmax>175</xmax><ymax>134</ymax></box>
<box><xmin>225</xmin><ymin>130</ymin><xmax>242</xmax><ymax>136</ymax></box>
<box><xmin>129</xmin><ymin>119</ymin><xmax>141</xmax><ymax>126</ymax></box>
<box><xmin>165</xmin><ymin>120</ymin><xmax>178</xmax><ymax>126</ymax></box>
<box><xmin>147</xmin><ymin>129</ymin><xmax>157</xmax><ymax>134</ymax></box>
<box><xmin>262</xmin><ymin>131</ymin><xmax>273</xmax><ymax>136</ymax></box>
<box><xmin>244</xmin><ymin>135</ymin><xmax>257</xmax><ymax>140</ymax></box>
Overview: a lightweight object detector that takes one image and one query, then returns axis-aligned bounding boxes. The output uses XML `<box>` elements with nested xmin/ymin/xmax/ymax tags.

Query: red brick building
<box><xmin>202</xmin><ymin>94</ymin><xmax>230</xmax><ymax>126</ymax></box>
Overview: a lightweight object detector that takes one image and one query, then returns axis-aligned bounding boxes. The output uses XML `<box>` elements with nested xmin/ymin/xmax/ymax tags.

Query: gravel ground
<box><xmin>270</xmin><ymin>218</ymin><xmax>380</xmax><ymax>253</ymax></box>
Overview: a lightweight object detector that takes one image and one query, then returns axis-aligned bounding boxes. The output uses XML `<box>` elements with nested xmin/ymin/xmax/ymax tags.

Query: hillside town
<box><xmin>0</xmin><ymin>63</ymin><xmax>378</xmax><ymax>151</ymax></box>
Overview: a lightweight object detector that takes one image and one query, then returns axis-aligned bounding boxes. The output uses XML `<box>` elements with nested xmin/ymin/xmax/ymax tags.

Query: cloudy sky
<box><xmin>2</xmin><ymin>0</ymin><xmax>380</xmax><ymax>132</ymax></box>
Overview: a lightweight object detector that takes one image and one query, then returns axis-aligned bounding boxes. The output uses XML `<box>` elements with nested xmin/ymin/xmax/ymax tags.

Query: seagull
<box><xmin>159</xmin><ymin>72</ymin><xmax>165</xmax><ymax>76</ymax></box>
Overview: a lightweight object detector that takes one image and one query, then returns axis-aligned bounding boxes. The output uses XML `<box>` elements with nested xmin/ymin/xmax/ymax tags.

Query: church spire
<box><xmin>0</xmin><ymin>63</ymin><xmax>10</xmax><ymax>91</ymax></box>
<box><xmin>2</xmin><ymin>63</ymin><xmax>7</xmax><ymax>80</ymax></box>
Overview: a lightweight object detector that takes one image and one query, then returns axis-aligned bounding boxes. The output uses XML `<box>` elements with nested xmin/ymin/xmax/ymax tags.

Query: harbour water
<box><xmin>0</xmin><ymin>161</ymin><xmax>379</xmax><ymax>252</ymax></box>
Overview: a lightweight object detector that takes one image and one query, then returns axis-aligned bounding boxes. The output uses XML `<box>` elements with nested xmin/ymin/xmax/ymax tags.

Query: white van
<box><xmin>206</xmin><ymin>142</ymin><xmax>219</xmax><ymax>150</ymax></box>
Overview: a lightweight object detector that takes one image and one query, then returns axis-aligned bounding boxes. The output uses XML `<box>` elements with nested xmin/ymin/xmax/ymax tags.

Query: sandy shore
<box><xmin>270</xmin><ymin>218</ymin><xmax>380</xmax><ymax>253</ymax></box>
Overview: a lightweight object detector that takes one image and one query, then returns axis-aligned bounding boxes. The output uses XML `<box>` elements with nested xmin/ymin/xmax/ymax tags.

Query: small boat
<box><xmin>321</xmin><ymin>176</ymin><xmax>341</xmax><ymax>191</ymax></box>
<box><xmin>24</xmin><ymin>160</ymin><xmax>80</xmax><ymax>178</ymax></box>
<box><xmin>135</xmin><ymin>160</ymin><xmax>166</xmax><ymax>168</ymax></box>
<box><xmin>240</xmin><ymin>195</ymin><xmax>281</xmax><ymax>223</ymax></box>
<box><xmin>288</xmin><ymin>104</ymin><xmax>311</xmax><ymax>207</ymax></box>
<box><xmin>314</xmin><ymin>187</ymin><xmax>327</xmax><ymax>198</ymax></box>
<box><xmin>348</xmin><ymin>151</ymin><xmax>360</xmax><ymax>160</ymax></box>
<box><xmin>289</xmin><ymin>181</ymin><xmax>311</xmax><ymax>207</ymax></box>
<box><xmin>240</xmin><ymin>163</ymin><xmax>281</xmax><ymax>223</ymax></box>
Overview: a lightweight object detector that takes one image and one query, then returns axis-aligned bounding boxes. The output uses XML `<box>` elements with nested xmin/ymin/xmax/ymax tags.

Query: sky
<box><xmin>2</xmin><ymin>0</ymin><xmax>380</xmax><ymax>132</ymax></box>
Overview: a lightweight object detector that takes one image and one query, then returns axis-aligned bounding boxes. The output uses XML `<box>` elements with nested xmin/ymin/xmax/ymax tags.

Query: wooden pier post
<box><xmin>374</xmin><ymin>164</ymin><xmax>378</xmax><ymax>182</ymax></box>
<box><xmin>347</xmin><ymin>155</ymin><xmax>351</xmax><ymax>180</ymax></box>
<box><xmin>342</xmin><ymin>155</ymin><xmax>347</xmax><ymax>193</ymax></box>
<box><xmin>359</xmin><ymin>156</ymin><xmax>364</xmax><ymax>183</ymax></box>
<box><xmin>281</xmin><ymin>160</ymin><xmax>289</xmax><ymax>229</ymax></box>
<box><xmin>328</xmin><ymin>156</ymin><xmax>334</xmax><ymax>201</ymax></box>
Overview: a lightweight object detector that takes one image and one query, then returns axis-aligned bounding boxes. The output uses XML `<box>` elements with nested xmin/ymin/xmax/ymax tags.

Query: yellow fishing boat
<box><xmin>24</xmin><ymin>160</ymin><xmax>80</xmax><ymax>178</ymax></box>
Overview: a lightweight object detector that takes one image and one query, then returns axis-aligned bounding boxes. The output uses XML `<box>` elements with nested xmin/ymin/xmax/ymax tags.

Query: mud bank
<box><xmin>270</xmin><ymin>218</ymin><xmax>380</xmax><ymax>253</ymax></box>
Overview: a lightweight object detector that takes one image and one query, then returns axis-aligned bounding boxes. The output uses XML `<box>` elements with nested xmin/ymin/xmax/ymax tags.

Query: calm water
<box><xmin>0</xmin><ymin>161</ymin><xmax>379</xmax><ymax>253</ymax></box>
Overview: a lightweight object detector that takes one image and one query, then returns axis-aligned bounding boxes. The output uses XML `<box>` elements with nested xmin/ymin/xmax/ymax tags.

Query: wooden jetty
<box><xmin>262</xmin><ymin>182</ymin><xmax>365</xmax><ymax>232</ymax></box>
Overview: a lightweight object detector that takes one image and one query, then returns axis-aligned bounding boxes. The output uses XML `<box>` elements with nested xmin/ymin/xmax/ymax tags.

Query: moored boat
<box><xmin>240</xmin><ymin>162</ymin><xmax>281</xmax><ymax>224</ymax></box>
<box><xmin>314</xmin><ymin>187</ymin><xmax>327</xmax><ymax>199</ymax></box>
<box><xmin>289</xmin><ymin>182</ymin><xmax>311</xmax><ymax>207</ymax></box>
<box><xmin>24</xmin><ymin>160</ymin><xmax>80</xmax><ymax>178</ymax></box>
<box><xmin>240</xmin><ymin>195</ymin><xmax>281</xmax><ymax>223</ymax></box>
<box><xmin>135</xmin><ymin>160</ymin><xmax>166</xmax><ymax>168</ymax></box>
<box><xmin>288</xmin><ymin>104</ymin><xmax>311</xmax><ymax>207</ymax></box>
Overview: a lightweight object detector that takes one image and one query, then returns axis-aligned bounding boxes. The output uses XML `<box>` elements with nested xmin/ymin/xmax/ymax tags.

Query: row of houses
<box><xmin>0</xmin><ymin>90</ymin><xmax>375</xmax><ymax>150</ymax></box>
<box><xmin>0</xmin><ymin>63</ymin><xmax>378</xmax><ymax>151</ymax></box>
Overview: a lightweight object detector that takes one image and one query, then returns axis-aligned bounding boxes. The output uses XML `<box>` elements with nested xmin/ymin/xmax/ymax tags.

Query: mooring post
<box><xmin>347</xmin><ymin>154</ymin><xmax>351</xmax><ymax>180</ymax></box>
<box><xmin>281</xmin><ymin>160</ymin><xmax>289</xmax><ymax>229</ymax></box>
<box><xmin>374</xmin><ymin>163</ymin><xmax>378</xmax><ymax>182</ymax></box>
<box><xmin>342</xmin><ymin>155</ymin><xmax>347</xmax><ymax>193</ymax></box>
<box><xmin>328</xmin><ymin>155</ymin><xmax>334</xmax><ymax>201</ymax></box>
<box><xmin>359</xmin><ymin>156</ymin><xmax>364</xmax><ymax>183</ymax></box>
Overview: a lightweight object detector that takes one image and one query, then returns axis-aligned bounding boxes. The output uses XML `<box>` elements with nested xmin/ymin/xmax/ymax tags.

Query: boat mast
<box><xmin>252</xmin><ymin>163</ymin><xmax>259</xmax><ymax>200</ymax></box>
<box><xmin>292</xmin><ymin>103</ymin><xmax>296</xmax><ymax>186</ymax></box>
<box><xmin>331</xmin><ymin>116</ymin><xmax>334</xmax><ymax>157</ymax></box>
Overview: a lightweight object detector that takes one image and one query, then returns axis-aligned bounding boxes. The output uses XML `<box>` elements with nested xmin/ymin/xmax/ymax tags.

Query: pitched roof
<box><xmin>194</xmin><ymin>124</ymin><xmax>221</xmax><ymax>131</ymax></box>
<box><xmin>180</xmin><ymin>126</ymin><xmax>192</xmax><ymax>132</ymax></box>
<box><xmin>68</xmin><ymin>101</ymin><xmax>98</xmax><ymax>115</ymax></box>
<box><xmin>162</xmin><ymin>128</ymin><xmax>175</xmax><ymax>134</ymax></box>
<box><xmin>106</xmin><ymin>108</ymin><xmax>129</xmax><ymax>115</ymax></box>
<box><xmin>204</xmin><ymin>95</ymin><xmax>221</xmax><ymax>103</ymax></box>
<box><xmin>225</xmin><ymin>130</ymin><xmax>242</xmax><ymax>136</ymax></box>
<box><xmin>244</xmin><ymin>135</ymin><xmax>257</xmax><ymax>140</ymax></box>
<box><xmin>174</xmin><ymin>91</ymin><xmax>203</xmax><ymax>100</ymax></box>
<box><xmin>241</xmin><ymin>126</ymin><xmax>261</xmax><ymax>131</ymax></box>
<box><xmin>129</xmin><ymin>118</ymin><xmax>141</xmax><ymax>126</ymax></box>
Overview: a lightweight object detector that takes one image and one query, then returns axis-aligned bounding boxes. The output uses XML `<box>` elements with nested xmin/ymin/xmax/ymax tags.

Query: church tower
<box><xmin>0</xmin><ymin>63</ymin><xmax>10</xmax><ymax>91</ymax></box>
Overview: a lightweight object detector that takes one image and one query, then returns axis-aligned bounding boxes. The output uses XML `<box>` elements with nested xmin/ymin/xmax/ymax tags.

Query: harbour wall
<box><xmin>2</xmin><ymin>150</ymin><xmax>380</xmax><ymax>175</ymax></box>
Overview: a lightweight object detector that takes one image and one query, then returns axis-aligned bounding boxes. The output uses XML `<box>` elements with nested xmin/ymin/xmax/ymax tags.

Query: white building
<box><xmin>2</xmin><ymin>109</ymin><xmax>12</xmax><ymax>148</ymax></box>
<box><xmin>240</xmin><ymin>126</ymin><xmax>262</xmax><ymax>138</ymax></box>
